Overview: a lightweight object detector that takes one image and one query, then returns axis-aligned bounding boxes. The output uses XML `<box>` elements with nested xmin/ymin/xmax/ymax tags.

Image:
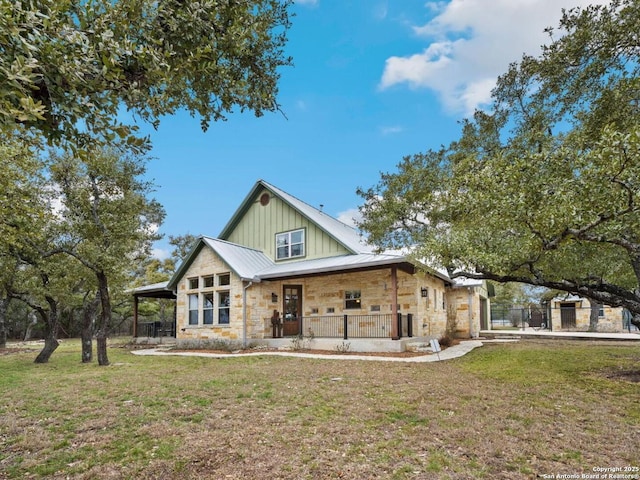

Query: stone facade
<box><xmin>176</xmin><ymin>247</ymin><xmax>244</xmax><ymax>342</ymax></box>
<box><xmin>549</xmin><ymin>298</ymin><xmax>626</xmax><ymax>332</ymax></box>
<box><xmin>174</xmin><ymin>245</ymin><xmax>480</xmax><ymax>344</ymax></box>
<box><xmin>164</xmin><ymin>180</ymin><xmax>490</xmax><ymax>350</ymax></box>
<box><xmin>447</xmin><ymin>283</ymin><xmax>489</xmax><ymax>338</ymax></box>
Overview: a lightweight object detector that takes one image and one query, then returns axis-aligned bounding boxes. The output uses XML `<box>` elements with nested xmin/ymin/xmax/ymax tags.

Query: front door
<box><xmin>283</xmin><ymin>285</ymin><xmax>302</xmax><ymax>336</ymax></box>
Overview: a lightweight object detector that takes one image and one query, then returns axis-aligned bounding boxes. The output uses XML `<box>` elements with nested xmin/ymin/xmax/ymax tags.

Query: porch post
<box><xmin>391</xmin><ymin>266</ymin><xmax>399</xmax><ymax>340</ymax></box>
<box><xmin>133</xmin><ymin>295</ymin><xmax>139</xmax><ymax>338</ymax></box>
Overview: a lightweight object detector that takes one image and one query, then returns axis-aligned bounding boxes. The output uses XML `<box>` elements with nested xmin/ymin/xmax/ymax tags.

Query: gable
<box><xmin>220</xmin><ymin>183</ymin><xmax>355</xmax><ymax>261</ymax></box>
<box><xmin>167</xmin><ymin>236</ymin><xmax>274</xmax><ymax>290</ymax></box>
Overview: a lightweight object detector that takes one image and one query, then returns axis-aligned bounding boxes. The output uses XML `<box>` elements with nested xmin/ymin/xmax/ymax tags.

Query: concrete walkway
<box><xmin>131</xmin><ymin>340</ymin><xmax>485</xmax><ymax>363</ymax></box>
<box><xmin>130</xmin><ymin>331</ymin><xmax>639</xmax><ymax>363</ymax></box>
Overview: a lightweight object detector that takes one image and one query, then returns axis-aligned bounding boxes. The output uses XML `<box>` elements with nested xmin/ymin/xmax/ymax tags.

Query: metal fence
<box><xmin>490</xmin><ymin>306</ymin><xmax>548</xmax><ymax>329</ymax></box>
<box><xmin>491</xmin><ymin>306</ymin><xmax>639</xmax><ymax>332</ymax></box>
<box><xmin>273</xmin><ymin>313</ymin><xmax>414</xmax><ymax>339</ymax></box>
<box><xmin>137</xmin><ymin>321</ymin><xmax>176</xmax><ymax>338</ymax></box>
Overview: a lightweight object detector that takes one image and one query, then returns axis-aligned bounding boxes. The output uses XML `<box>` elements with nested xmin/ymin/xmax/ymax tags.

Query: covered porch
<box><xmin>131</xmin><ymin>282</ymin><xmax>177</xmax><ymax>340</ymax></box>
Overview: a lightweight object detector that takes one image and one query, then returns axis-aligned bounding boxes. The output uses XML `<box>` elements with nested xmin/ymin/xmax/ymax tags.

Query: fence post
<box><xmin>343</xmin><ymin>315</ymin><xmax>348</xmax><ymax>340</ymax></box>
<box><xmin>397</xmin><ymin>313</ymin><xmax>403</xmax><ymax>339</ymax></box>
<box><xmin>407</xmin><ymin>313</ymin><xmax>413</xmax><ymax>337</ymax></box>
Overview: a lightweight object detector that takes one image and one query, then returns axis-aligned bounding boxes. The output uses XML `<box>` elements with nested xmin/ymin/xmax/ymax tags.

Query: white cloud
<box><xmin>373</xmin><ymin>1</ymin><xmax>388</xmax><ymax>20</ymax></box>
<box><xmin>337</xmin><ymin>208</ymin><xmax>362</xmax><ymax>228</ymax></box>
<box><xmin>295</xmin><ymin>0</ymin><xmax>318</xmax><ymax>6</ymax></box>
<box><xmin>380</xmin><ymin>125</ymin><xmax>403</xmax><ymax>135</ymax></box>
<box><xmin>151</xmin><ymin>247</ymin><xmax>171</xmax><ymax>260</ymax></box>
<box><xmin>379</xmin><ymin>0</ymin><xmax>611</xmax><ymax>115</ymax></box>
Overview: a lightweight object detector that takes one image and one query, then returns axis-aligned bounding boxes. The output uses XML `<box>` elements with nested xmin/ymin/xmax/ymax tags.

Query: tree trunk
<box><xmin>24</xmin><ymin>312</ymin><xmax>37</xmax><ymax>341</ymax></box>
<box><xmin>81</xmin><ymin>291</ymin><xmax>100</xmax><ymax>363</ymax></box>
<box><xmin>96</xmin><ymin>271</ymin><xmax>112</xmax><ymax>366</ymax></box>
<box><xmin>588</xmin><ymin>300</ymin><xmax>600</xmax><ymax>332</ymax></box>
<box><xmin>0</xmin><ymin>297</ymin><xmax>9</xmax><ymax>349</ymax></box>
<box><xmin>34</xmin><ymin>297</ymin><xmax>60</xmax><ymax>364</ymax></box>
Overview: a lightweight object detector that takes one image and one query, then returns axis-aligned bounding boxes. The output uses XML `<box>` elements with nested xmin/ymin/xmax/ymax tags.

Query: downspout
<box><xmin>242</xmin><ymin>282</ymin><xmax>252</xmax><ymax>348</ymax></box>
<box><xmin>242</xmin><ymin>277</ymin><xmax>260</xmax><ymax>348</ymax></box>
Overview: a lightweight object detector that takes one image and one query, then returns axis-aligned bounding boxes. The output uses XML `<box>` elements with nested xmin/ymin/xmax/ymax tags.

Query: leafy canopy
<box><xmin>358</xmin><ymin>0</ymin><xmax>640</xmax><ymax>322</ymax></box>
<box><xmin>0</xmin><ymin>0</ymin><xmax>292</xmax><ymax>152</ymax></box>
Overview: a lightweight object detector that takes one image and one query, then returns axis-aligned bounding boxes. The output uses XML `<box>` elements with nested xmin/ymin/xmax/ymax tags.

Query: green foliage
<box><xmin>0</xmin><ymin>0</ymin><xmax>292</xmax><ymax>152</ymax></box>
<box><xmin>168</xmin><ymin>233</ymin><xmax>199</xmax><ymax>263</ymax></box>
<box><xmin>358</xmin><ymin>0</ymin><xmax>640</xmax><ymax>323</ymax></box>
<box><xmin>49</xmin><ymin>147</ymin><xmax>166</xmax><ymax>276</ymax></box>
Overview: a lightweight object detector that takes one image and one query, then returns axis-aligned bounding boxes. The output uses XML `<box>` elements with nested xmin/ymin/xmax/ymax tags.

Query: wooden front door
<box><xmin>283</xmin><ymin>285</ymin><xmax>302</xmax><ymax>336</ymax></box>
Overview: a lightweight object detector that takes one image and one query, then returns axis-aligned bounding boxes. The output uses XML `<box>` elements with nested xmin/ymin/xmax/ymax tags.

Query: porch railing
<box><xmin>270</xmin><ymin>313</ymin><xmax>414</xmax><ymax>339</ymax></box>
<box><xmin>137</xmin><ymin>321</ymin><xmax>176</xmax><ymax>338</ymax></box>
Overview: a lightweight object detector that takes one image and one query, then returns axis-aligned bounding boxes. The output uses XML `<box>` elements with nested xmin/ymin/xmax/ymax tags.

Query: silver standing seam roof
<box><xmin>165</xmin><ymin>180</ymin><xmax>453</xmax><ymax>290</ymax></box>
<box><xmin>219</xmin><ymin>179</ymin><xmax>373</xmax><ymax>254</ymax></box>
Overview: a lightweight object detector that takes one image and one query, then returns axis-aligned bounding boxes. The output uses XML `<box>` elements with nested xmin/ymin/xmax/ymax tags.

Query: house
<box><xmin>547</xmin><ymin>294</ymin><xmax>633</xmax><ymax>332</ymax></box>
<box><xmin>133</xmin><ymin>180</ymin><xmax>490</xmax><ymax>351</ymax></box>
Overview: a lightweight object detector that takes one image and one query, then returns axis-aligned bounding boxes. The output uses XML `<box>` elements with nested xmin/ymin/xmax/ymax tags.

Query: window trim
<box><xmin>344</xmin><ymin>290</ymin><xmax>362</xmax><ymax>310</ymax></box>
<box><xmin>218</xmin><ymin>291</ymin><xmax>230</xmax><ymax>325</ymax></box>
<box><xmin>188</xmin><ymin>294</ymin><xmax>199</xmax><ymax>325</ymax></box>
<box><xmin>203</xmin><ymin>292</ymin><xmax>214</xmax><ymax>325</ymax></box>
<box><xmin>184</xmin><ymin>274</ymin><xmax>232</xmax><ymax>327</ymax></box>
<box><xmin>275</xmin><ymin>228</ymin><xmax>306</xmax><ymax>261</ymax></box>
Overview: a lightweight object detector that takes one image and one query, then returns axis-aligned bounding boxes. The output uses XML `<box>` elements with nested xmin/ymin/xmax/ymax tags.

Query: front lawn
<box><xmin>0</xmin><ymin>339</ymin><xmax>638</xmax><ymax>479</ymax></box>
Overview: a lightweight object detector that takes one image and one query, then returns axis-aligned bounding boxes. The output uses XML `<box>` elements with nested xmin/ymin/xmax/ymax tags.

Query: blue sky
<box><xmin>143</xmin><ymin>0</ymin><xmax>609</xmax><ymax>259</ymax></box>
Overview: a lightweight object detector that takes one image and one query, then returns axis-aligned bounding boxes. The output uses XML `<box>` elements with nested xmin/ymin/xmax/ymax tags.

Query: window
<box><xmin>217</xmin><ymin>273</ymin><xmax>230</xmax><ymax>286</ymax></box>
<box><xmin>218</xmin><ymin>291</ymin><xmax>230</xmax><ymax>324</ymax></box>
<box><xmin>203</xmin><ymin>293</ymin><xmax>214</xmax><ymax>324</ymax></box>
<box><xmin>598</xmin><ymin>304</ymin><xmax>605</xmax><ymax>317</ymax></box>
<box><xmin>326</xmin><ymin>307</ymin><xmax>335</xmax><ymax>314</ymax></box>
<box><xmin>276</xmin><ymin>229</ymin><xmax>305</xmax><ymax>260</ymax></box>
<box><xmin>345</xmin><ymin>290</ymin><xmax>361</xmax><ymax>310</ymax></box>
<box><xmin>185</xmin><ymin>274</ymin><xmax>232</xmax><ymax>326</ymax></box>
<box><xmin>188</xmin><ymin>294</ymin><xmax>199</xmax><ymax>325</ymax></box>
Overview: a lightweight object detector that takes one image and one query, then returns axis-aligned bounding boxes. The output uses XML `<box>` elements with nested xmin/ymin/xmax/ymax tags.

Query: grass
<box><xmin>0</xmin><ymin>338</ymin><xmax>639</xmax><ymax>479</ymax></box>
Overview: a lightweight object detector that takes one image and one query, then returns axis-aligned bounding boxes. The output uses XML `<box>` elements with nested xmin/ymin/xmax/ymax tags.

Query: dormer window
<box><xmin>276</xmin><ymin>229</ymin><xmax>305</xmax><ymax>260</ymax></box>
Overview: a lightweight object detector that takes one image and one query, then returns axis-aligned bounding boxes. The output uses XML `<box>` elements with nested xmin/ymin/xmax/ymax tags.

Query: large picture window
<box><xmin>276</xmin><ymin>229</ymin><xmax>305</xmax><ymax>260</ymax></box>
<box><xmin>185</xmin><ymin>274</ymin><xmax>232</xmax><ymax>326</ymax></box>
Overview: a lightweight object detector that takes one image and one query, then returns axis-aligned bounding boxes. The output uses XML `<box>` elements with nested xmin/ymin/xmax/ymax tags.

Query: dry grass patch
<box><xmin>0</xmin><ymin>339</ymin><xmax>638</xmax><ymax>479</ymax></box>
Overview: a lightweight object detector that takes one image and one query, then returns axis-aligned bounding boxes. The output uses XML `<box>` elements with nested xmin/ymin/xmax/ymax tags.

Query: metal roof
<box><xmin>254</xmin><ymin>252</ymin><xmax>413</xmax><ymax>280</ymax></box>
<box><xmin>219</xmin><ymin>180</ymin><xmax>372</xmax><ymax>254</ymax></box>
<box><xmin>201</xmin><ymin>237</ymin><xmax>274</xmax><ymax>281</ymax></box>
<box><xmin>161</xmin><ymin>180</ymin><xmax>457</xmax><ymax>290</ymax></box>
<box><xmin>130</xmin><ymin>281</ymin><xmax>175</xmax><ymax>298</ymax></box>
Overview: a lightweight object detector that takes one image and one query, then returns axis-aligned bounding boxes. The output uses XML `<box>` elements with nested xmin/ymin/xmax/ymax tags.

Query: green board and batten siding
<box><xmin>223</xmin><ymin>189</ymin><xmax>350</xmax><ymax>261</ymax></box>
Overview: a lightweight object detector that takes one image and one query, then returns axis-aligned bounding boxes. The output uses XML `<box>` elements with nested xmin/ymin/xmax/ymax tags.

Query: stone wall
<box><xmin>175</xmin><ymin>246</ymin><xmax>481</xmax><ymax>344</ymax></box>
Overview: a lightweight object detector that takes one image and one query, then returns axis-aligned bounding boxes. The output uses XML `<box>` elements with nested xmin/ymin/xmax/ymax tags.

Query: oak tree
<box><xmin>1</xmin><ymin>0</ymin><xmax>292</xmax><ymax>152</ymax></box>
<box><xmin>49</xmin><ymin>147</ymin><xmax>165</xmax><ymax>365</ymax></box>
<box><xmin>358</xmin><ymin>0</ymin><xmax>640</xmax><ymax>328</ymax></box>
